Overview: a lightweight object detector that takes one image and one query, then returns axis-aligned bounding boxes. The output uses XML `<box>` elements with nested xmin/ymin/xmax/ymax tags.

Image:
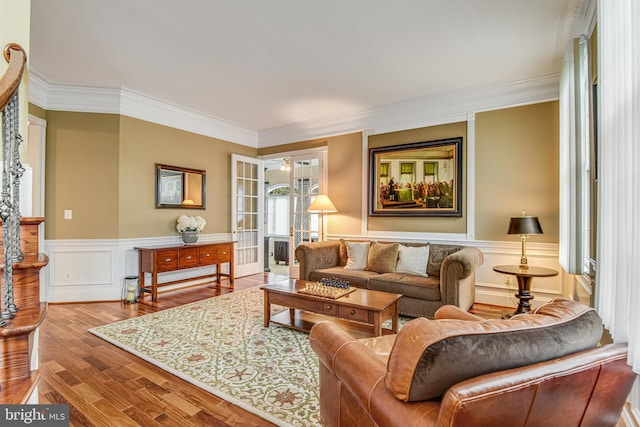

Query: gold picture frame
<box><xmin>369</xmin><ymin>137</ymin><xmax>463</xmax><ymax>217</ymax></box>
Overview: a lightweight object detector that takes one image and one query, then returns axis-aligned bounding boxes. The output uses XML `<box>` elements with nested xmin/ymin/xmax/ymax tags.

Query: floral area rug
<box><xmin>89</xmin><ymin>288</ymin><xmax>321</xmax><ymax>427</ymax></box>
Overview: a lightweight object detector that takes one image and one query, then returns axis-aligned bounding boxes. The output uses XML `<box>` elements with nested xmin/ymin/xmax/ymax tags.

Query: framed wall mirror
<box><xmin>156</xmin><ymin>163</ymin><xmax>206</xmax><ymax>209</ymax></box>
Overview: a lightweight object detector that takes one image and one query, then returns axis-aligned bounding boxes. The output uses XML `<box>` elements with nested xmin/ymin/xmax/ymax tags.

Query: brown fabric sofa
<box><xmin>295</xmin><ymin>239</ymin><xmax>483</xmax><ymax>318</ymax></box>
<box><xmin>309</xmin><ymin>298</ymin><xmax>636</xmax><ymax>427</ymax></box>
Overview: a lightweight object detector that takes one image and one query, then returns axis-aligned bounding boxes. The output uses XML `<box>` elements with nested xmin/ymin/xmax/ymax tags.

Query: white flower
<box><xmin>176</xmin><ymin>215</ymin><xmax>206</xmax><ymax>233</ymax></box>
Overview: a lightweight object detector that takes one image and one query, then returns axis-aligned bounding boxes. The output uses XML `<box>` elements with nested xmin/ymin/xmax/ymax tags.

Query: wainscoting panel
<box><xmin>462</xmin><ymin>240</ymin><xmax>563</xmax><ymax>310</ymax></box>
<box><xmin>44</xmin><ymin>234</ymin><xmax>233</xmax><ymax>303</ymax></box>
<box><xmin>45</xmin><ymin>234</ymin><xmax>562</xmax><ymax>307</ymax></box>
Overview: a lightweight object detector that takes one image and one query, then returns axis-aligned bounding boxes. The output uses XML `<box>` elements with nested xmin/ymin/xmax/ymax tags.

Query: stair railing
<box><xmin>0</xmin><ymin>43</ymin><xmax>27</xmax><ymax>324</ymax></box>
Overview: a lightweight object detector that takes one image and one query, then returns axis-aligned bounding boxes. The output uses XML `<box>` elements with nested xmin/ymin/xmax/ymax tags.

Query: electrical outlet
<box><xmin>64</xmin><ymin>210</ymin><xmax>72</xmax><ymax>220</ymax></box>
<box><xmin>505</xmin><ymin>276</ymin><xmax>512</xmax><ymax>285</ymax></box>
<box><xmin>65</xmin><ymin>271</ymin><xmax>71</xmax><ymax>280</ymax></box>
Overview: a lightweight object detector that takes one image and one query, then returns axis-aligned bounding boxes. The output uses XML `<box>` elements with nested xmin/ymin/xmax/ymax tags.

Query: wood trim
<box><xmin>0</xmin><ymin>43</ymin><xmax>26</xmax><ymax>112</ymax></box>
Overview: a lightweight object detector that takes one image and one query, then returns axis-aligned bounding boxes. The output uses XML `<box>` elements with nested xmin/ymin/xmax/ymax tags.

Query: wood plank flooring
<box><xmin>37</xmin><ymin>273</ymin><xmax>513</xmax><ymax>426</ymax></box>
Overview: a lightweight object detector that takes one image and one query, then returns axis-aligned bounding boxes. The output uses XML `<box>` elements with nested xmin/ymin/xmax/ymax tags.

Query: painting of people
<box><xmin>369</xmin><ymin>137</ymin><xmax>462</xmax><ymax>217</ymax></box>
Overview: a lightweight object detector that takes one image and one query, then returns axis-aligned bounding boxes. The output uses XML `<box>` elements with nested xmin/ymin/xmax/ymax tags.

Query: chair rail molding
<box><xmin>43</xmin><ymin>233</ymin><xmax>233</xmax><ymax>303</ymax></box>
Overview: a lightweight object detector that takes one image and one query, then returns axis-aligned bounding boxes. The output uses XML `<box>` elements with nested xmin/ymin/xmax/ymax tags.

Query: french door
<box><xmin>288</xmin><ymin>152</ymin><xmax>325</xmax><ymax>278</ymax></box>
<box><xmin>231</xmin><ymin>154</ymin><xmax>264</xmax><ymax>277</ymax></box>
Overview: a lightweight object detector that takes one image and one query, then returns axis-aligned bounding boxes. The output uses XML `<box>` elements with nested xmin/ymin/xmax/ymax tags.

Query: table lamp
<box><xmin>507</xmin><ymin>212</ymin><xmax>543</xmax><ymax>268</ymax></box>
<box><xmin>307</xmin><ymin>194</ymin><xmax>337</xmax><ymax>241</ymax></box>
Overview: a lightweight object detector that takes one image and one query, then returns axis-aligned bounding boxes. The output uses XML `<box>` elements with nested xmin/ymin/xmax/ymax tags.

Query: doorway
<box><xmin>262</xmin><ymin>149</ymin><xmax>327</xmax><ymax>278</ymax></box>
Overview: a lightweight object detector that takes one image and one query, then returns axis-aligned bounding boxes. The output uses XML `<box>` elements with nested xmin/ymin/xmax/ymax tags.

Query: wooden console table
<box><xmin>135</xmin><ymin>242</ymin><xmax>234</xmax><ymax>302</ymax></box>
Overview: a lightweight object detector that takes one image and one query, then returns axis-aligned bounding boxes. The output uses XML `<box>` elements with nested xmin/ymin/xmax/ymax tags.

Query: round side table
<box><xmin>493</xmin><ymin>265</ymin><xmax>558</xmax><ymax>316</ymax></box>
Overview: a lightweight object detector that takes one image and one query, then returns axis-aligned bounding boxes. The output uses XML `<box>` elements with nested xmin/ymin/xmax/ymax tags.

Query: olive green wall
<box><xmin>258</xmin><ymin>102</ymin><xmax>558</xmax><ymax>242</ymax></box>
<box><xmin>118</xmin><ymin>116</ymin><xmax>256</xmax><ymax>238</ymax></box>
<box><xmin>368</xmin><ymin>122</ymin><xmax>468</xmax><ymax>234</ymax></box>
<box><xmin>29</xmin><ymin>103</ymin><xmax>47</xmax><ymax>120</ymax></box>
<box><xmin>43</xmin><ymin>111</ymin><xmax>257</xmax><ymax>239</ymax></box>
<box><xmin>475</xmin><ymin>102</ymin><xmax>559</xmax><ymax>242</ymax></box>
<box><xmin>38</xmin><ymin>101</ymin><xmax>558</xmax><ymax>242</ymax></box>
<box><xmin>44</xmin><ymin>111</ymin><xmax>120</xmax><ymax>239</ymax></box>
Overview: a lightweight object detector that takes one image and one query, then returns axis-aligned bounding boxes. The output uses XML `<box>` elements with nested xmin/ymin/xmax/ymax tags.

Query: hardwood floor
<box><xmin>37</xmin><ymin>273</ymin><xmax>513</xmax><ymax>426</ymax></box>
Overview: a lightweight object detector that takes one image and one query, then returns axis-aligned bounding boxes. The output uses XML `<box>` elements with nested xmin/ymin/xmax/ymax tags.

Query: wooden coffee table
<box><xmin>261</xmin><ymin>279</ymin><xmax>402</xmax><ymax>337</ymax></box>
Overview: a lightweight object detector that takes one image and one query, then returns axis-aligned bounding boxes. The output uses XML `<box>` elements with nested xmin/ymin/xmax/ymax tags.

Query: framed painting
<box><xmin>369</xmin><ymin>137</ymin><xmax>463</xmax><ymax>217</ymax></box>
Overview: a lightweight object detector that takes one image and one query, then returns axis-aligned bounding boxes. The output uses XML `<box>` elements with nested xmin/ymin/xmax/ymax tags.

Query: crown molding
<box><xmin>28</xmin><ymin>73</ymin><xmax>258</xmax><ymax>148</ymax></box>
<box><xmin>257</xmin><ymin>73</ymin><xmax>560</xmax><ymax>147</ymax></box>
<box><xmin>119</xmin><ymin>89</ymin><xmax>258</xmax><ymax>147</ymax></box>
<box><xmin>28</xmin><ymin>71</ymin><xmax>558</xmax><ymax>150</ymax></box>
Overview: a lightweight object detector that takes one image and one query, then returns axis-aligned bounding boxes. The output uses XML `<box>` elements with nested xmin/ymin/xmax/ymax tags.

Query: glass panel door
<box><xmin>231</xmin><ymin>154</ymin><xmax>264</xmax><ymax>277</ymax></box>
<box><xmin>289</xmin><ymin>153</ymin><xmax>323</xmax><ymax>278</ymax></box>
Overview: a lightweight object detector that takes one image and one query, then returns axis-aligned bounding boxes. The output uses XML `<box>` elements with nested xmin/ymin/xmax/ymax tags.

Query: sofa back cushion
<box><xmin>385</xmin><ymin>298</ymin><xmax>603</xmax><ymax>402</ymax></box>
<box><xmin>427</xmin><ymin>244</ymin><xmax>461</xmax><ymax>277</ymax></box>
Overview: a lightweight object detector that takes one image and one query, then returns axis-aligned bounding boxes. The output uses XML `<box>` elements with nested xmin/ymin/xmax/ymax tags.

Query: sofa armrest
<box><xmin>437</xmin><ymin>343</ymin><xmax>634</xmax><ymax>426</ymax></box>
<box><xmin>294</xmin><ymin>240</ymin><xmax>341</xmax><ymax>280</ymax></box>
<box><xmin>434</xmin><ymin>305</ymin><xmax>484</xmax><ymax>321</ymax></box>
<box><xmin>440</xmin><ymin>246</ymin><xmax>484</xmax><ymax>309</ymax></box>
<box><xmin>310</xmin><ymin>321</ymin><xmax>440</xmax><ymax>427</ymax></box>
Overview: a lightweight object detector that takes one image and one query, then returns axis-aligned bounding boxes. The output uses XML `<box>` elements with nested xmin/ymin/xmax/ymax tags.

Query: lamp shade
<box><xmin>507</xmin><ymin>216</ymin><xmax>543</xmax><ymax>235</ymax></box>
<box><xmin>307</xmin><ymin>194</ymin><xmax>337</xmax><ymax>213</ymax></box>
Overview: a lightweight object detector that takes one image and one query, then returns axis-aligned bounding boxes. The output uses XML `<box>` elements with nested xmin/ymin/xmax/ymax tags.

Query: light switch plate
<box><xmin>64</xmin><ymin>210</ymin><xmax>72</xmax><ymax>220</ymax></box>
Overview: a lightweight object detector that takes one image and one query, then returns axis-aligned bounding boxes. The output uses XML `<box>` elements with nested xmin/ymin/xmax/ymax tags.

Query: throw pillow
<box><xmin>344</xmin><ymin>241</ymin><xmax>370</xmax><ymax>270</ymax></box>
<box><xmin>384</xmin><ymin>298</ymin><xmax>603</xmax><ymax>402</ymax></box>
<box><xmin>365</xmin><ymin>242</ymin><xmax>399</xmax><ymax>273</ymax></box>
<box><xmin>395</xmin><ymin>244</ymin><xmax>429</xmax><ymax>277</ymax></box>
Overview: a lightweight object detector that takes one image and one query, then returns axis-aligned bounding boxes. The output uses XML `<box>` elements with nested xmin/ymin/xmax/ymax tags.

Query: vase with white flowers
<box><xmin>176</xmin><ymin>215</ymin><xmax>206</xmax><ymax>245</ymax></box>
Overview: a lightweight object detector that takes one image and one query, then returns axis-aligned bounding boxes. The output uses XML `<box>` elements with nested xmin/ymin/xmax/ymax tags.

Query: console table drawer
<box><xmin>157</xmin><ymin>250</ymin><xmax>178</xmax><ymax>272</ymax></box>
<box><xmin>338</xmin><ymin>305</ymin><xmax>369</xmax><ymax>323</ymax></box>
<box><xmin>216</xmin><ymin>245</ymin><xmax>232</xmax><ymax>262</ymax></box>
<box><xmin>198</xmin><ymin>245</ymin><xmax>217</xmax><ymax>265</ymax></box>
<box><xmin>179</xmin><ymin>248</ymin><xmax>199</xmax><ymax>268</ymax></box>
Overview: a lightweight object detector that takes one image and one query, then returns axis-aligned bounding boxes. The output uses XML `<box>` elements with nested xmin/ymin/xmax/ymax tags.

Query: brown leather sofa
<box><xmin>309</xmin><ymin>298</ymin><xmax>636</xmax><ymax>427</ymax></box>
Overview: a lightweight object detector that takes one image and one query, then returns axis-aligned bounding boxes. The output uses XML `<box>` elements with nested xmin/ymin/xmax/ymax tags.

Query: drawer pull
<box><xmin>205</xmin><ymin>253</ymin><xmax>211</xmax><ymax>257</ymax></box>
<box><xmin>221</xmin><ymin>251</ymin><xmax>227</xmax><ymax>255</ymax></box>
<box><xmin>326</xmin><ymin>305</ymin><xmax>332</xmax><ymax>310</ymax></box>
<box><xmin>164</xmin><ymin>258</ymin><xmax>172</xmax><ymax>262</ymax></box>
<box><xmin>186</xmin><ymin>256</ymin><xmax>192</xmax><ymax>260</ymax></box>
<box><xmin>350</xmin><ymin>310</ymin><xmax>356</xmax><ymax>315</ymax></box>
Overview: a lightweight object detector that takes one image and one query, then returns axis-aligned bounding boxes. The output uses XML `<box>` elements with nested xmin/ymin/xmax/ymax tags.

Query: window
<box><xmin>423</xmin><ymin>162</ymin><xmax>438</xmax><ymax>184</ymax></box>
<box><xmin>267</xmin><ymin>185</ymin><xmax>289</xmax><ymax>236</ymax></box>
<box><xmin>400</xmin><ymin>162</ymin><xmax>415</xmax><ymax>185</ymax></box>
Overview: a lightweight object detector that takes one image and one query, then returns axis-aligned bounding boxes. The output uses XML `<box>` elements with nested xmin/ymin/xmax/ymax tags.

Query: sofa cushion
<box><xmin>366</xmin><ymin>242</ymin><xmax>399</xmax><ymax>273</ymax></box>
<box><xmin>368</xmin><ymin>274</ymin><xmax>441</xmax><ymax>301</ymax></box>
<box><xmin>427</xmin><ymin>244</ymin><xmax>461</xmax><ymax>277</ymax></box>
<box><xmin>385</xmin><ymin>298</ymin><xmax>603</xmax><ymax>402</ymax></box>
<box><xmin>309</xmin><ymin>267</ymin><xmax>377</xmax><ymax>289</ymax></box>
<box><xmin>395</xmin><ymin>244</ymin><xmax>429</xmax><ymax>277</ymax></box>
<box><xmin>345</xmin><ymin>241</ymin><xmax>370</xmax><ymax>270</ymax></box>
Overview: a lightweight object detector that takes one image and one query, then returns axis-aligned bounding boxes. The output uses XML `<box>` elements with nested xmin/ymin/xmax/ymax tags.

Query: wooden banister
<box><xmin>0</xmin><ymin>43</ymin><xmax>26</xmax><ymax>113</ymax></box>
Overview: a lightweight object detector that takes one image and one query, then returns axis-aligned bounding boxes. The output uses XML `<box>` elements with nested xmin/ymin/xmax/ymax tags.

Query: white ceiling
<box><xmin>29</xmin><ymin>0</ymin><xmax>579</xmax><ymax>134</ymax></box>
